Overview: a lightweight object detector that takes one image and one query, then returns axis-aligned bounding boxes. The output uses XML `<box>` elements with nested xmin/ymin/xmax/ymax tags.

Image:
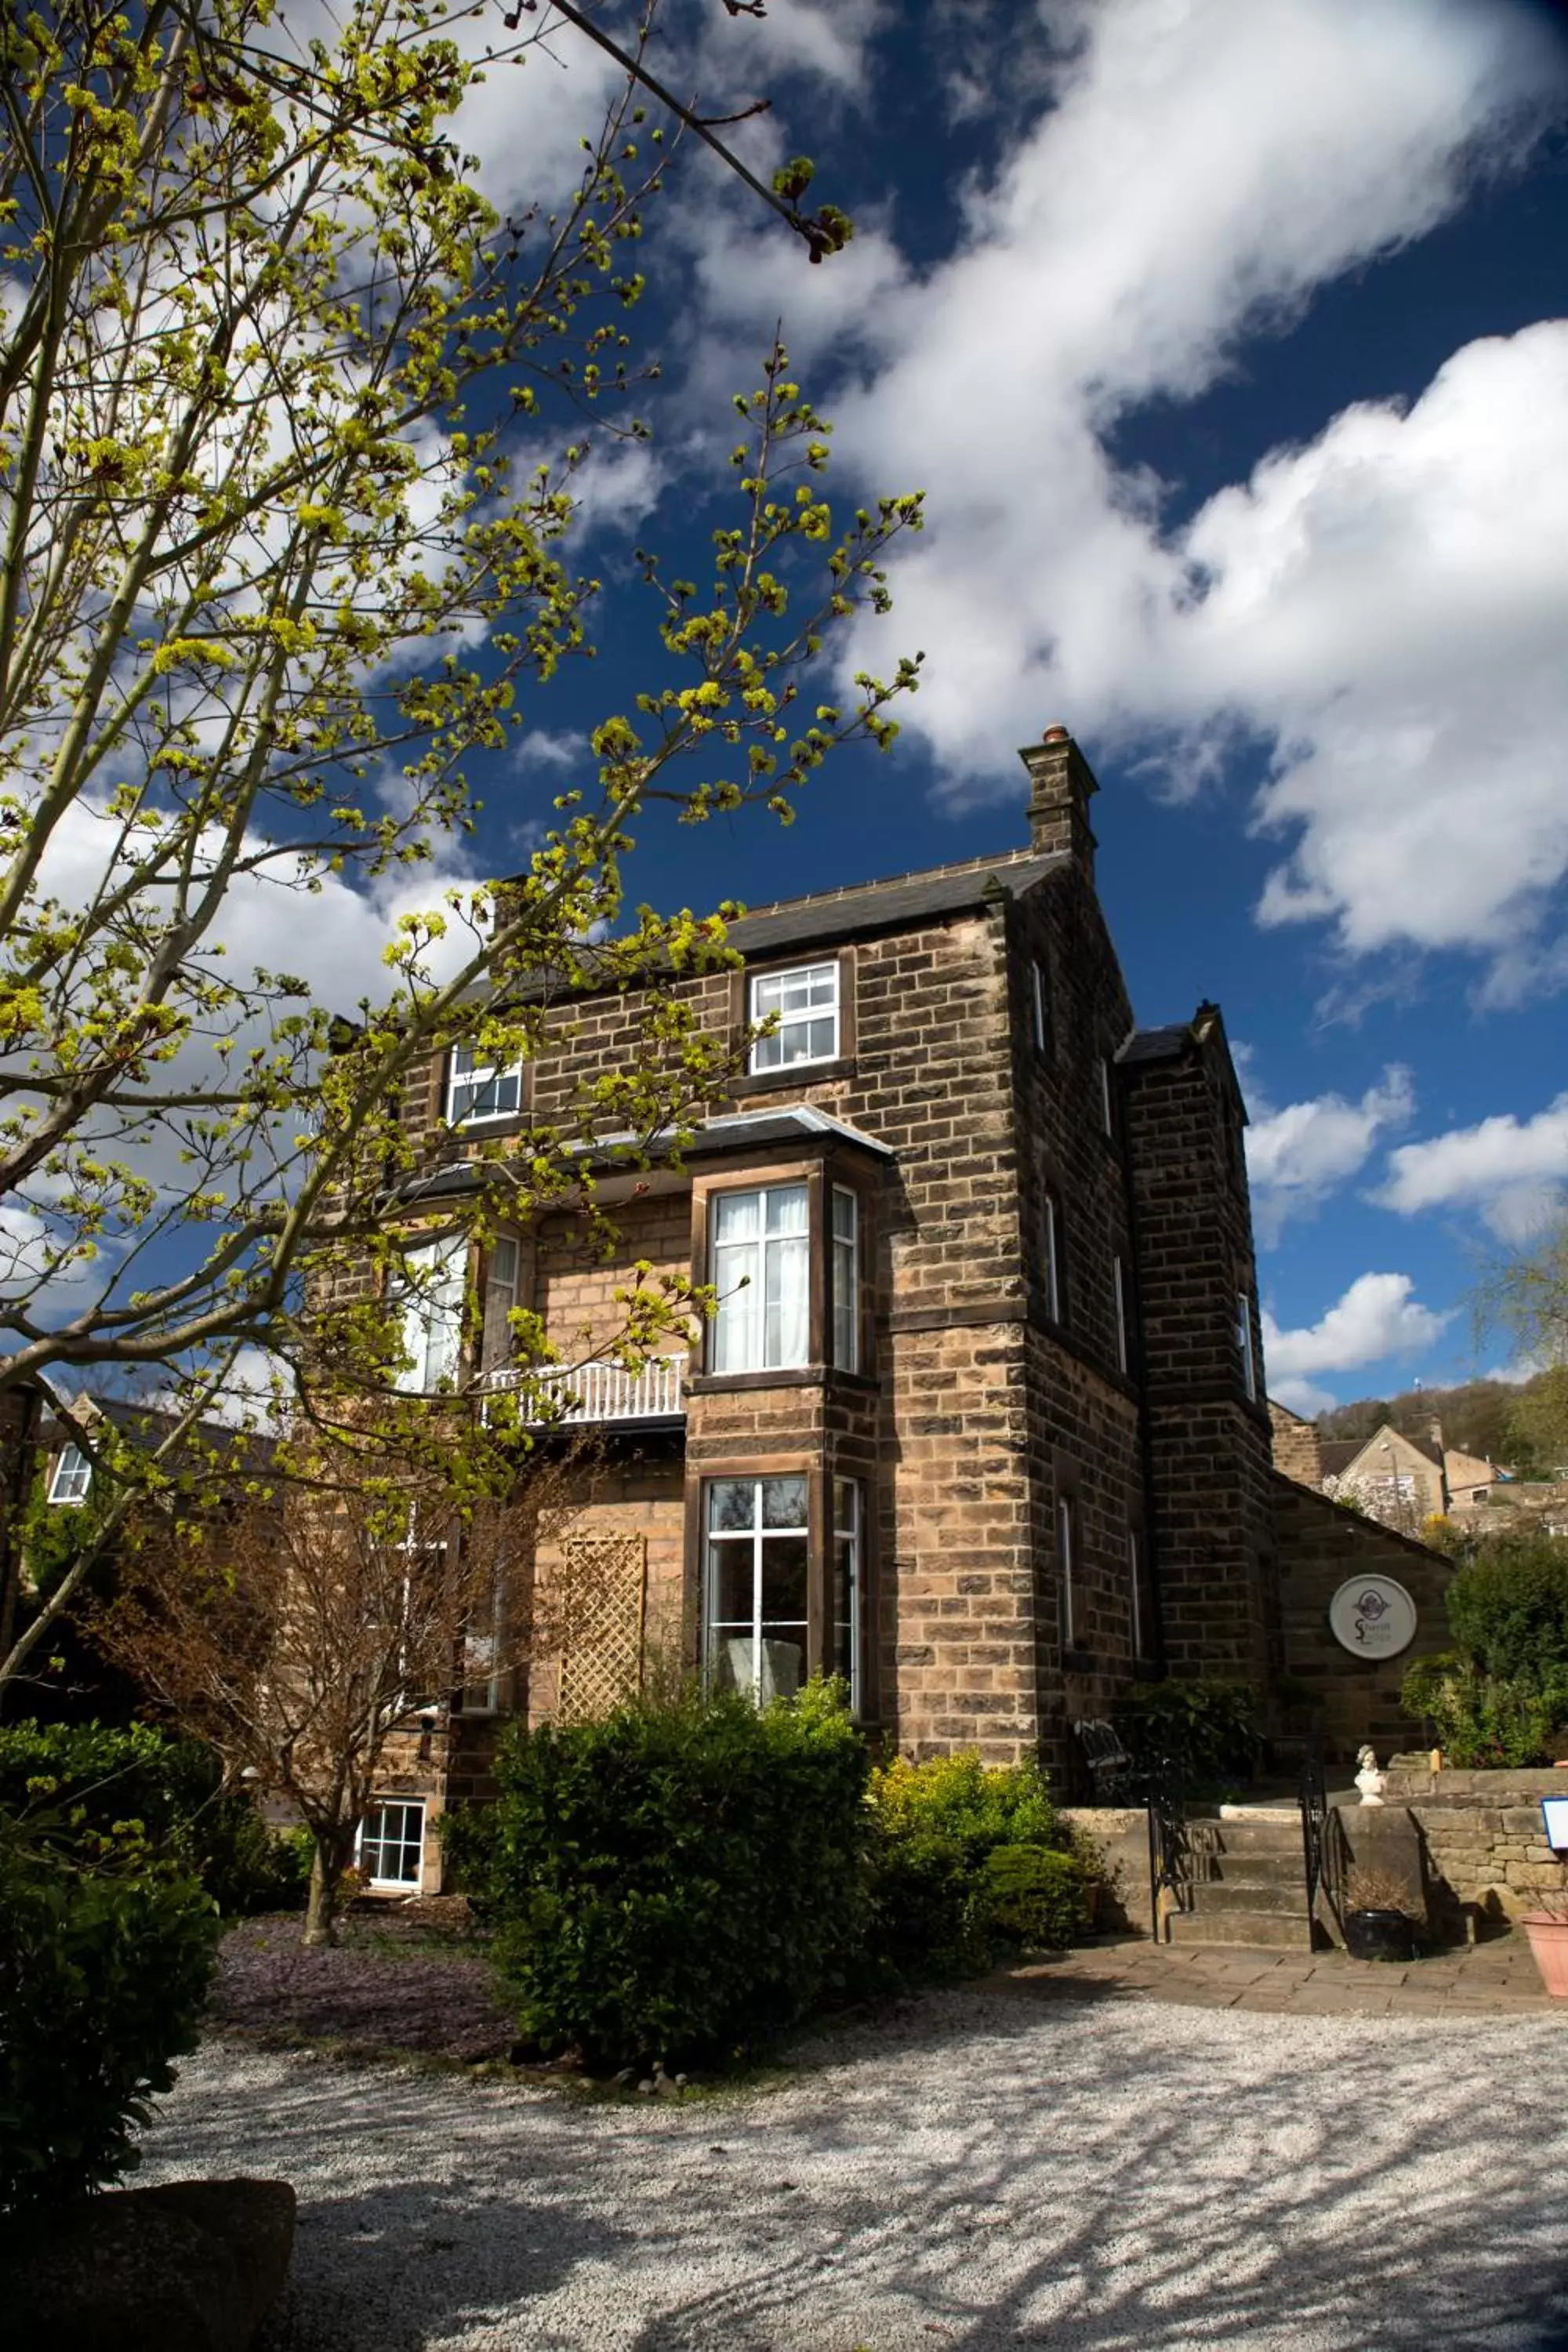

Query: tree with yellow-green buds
<box><xmin>0</xmin><ymin>0</ymin><xmax>922</xmax><ymax>1694</ymax></box>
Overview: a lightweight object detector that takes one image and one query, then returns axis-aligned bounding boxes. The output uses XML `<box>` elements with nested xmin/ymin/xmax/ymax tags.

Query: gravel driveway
<box><xmin>140</xmin><ymin>1989</ymin><xmax>1568</xmax><ymax>2351</ymax></box>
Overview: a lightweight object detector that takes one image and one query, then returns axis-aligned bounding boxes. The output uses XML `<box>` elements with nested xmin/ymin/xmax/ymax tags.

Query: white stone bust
<box><xmin>1355</xmin><ymin>1744</ymin><xmax>1388</xmax><ymax>1807</ymax></box>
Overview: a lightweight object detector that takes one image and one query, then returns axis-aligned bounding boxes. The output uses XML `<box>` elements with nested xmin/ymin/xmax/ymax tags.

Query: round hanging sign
<box><xmin>1327</xmin><ymin>1574</ymin><xmax>1418</xmax><ymax>1660</ymax></box>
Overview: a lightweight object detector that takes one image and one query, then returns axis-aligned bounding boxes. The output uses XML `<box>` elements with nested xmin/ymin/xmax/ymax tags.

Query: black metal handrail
<box><xmin>1300</xmin><ymin>1719</ymin><xmax>1345</xmax><ymax>1936</ymax></box>
<box><xmin>1144</xmin><ymin>1751</ymin><xmax>1189</xmax><ymax>1935</ymax></box>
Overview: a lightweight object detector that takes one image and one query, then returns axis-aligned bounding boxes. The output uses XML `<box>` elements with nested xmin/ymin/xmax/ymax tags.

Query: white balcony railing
<box><xmin>480</xmin><ymin>1353</ymin><xmax>688</xmax><ymax>1425</ymax></box>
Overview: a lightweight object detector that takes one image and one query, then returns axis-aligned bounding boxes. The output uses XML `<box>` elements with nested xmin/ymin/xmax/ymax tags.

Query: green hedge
<box><xmin>481</xmin><ymin>1682</ymin><xmax>870</xmax><ymax>2067</ymax></box>
<box><xmin>0</xmin><ymin>1720</ymin><xmax>307</xmax><ymax>1915</ymax></box>
<box><xmin>0</xmin><ymin>1825</ymin><xmax>220</xmax><ymax>2212</ymax></box>
<box><xmin>1401</xmin><ymin>1538</ymin><xmax>1568</xmax><ymax>1766</ymax></box>
<box><xmin>864</xmin><ymin>1751</ymin><xmax>1090</xmax><ymax>1983</ymax></box>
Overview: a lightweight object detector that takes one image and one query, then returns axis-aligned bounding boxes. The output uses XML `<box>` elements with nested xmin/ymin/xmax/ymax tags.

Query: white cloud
<box><xmin>1245</xmin><ymin>1064</ymin><xmax>1414</xmax><ymax>1241</ymax></box>
<box><xmin>1263</xmin><ymin>1271</ymin><xmax>1451</xmax><ymax>1385</ymax></box>
<box><xmin>1377</xmin><ymin>1094</ymin><xmax>1568</xmax><ymax>1240</ymax></box>
<box><xmin>1270</xmin><ymin>1374</ymin><xmax>1339</xmax><ymax>1419</ymax></box>
<box><xmin>684</xmin><ymin>0</ymin><xmax>1568</xmax><ymax>980</ymax></box>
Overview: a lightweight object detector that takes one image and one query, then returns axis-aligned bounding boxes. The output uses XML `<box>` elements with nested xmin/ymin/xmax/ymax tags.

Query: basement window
<box><xmin>358</xmin><ymin>1800</ymin><xmax>426</xmax><ymax>1891</ymax></box>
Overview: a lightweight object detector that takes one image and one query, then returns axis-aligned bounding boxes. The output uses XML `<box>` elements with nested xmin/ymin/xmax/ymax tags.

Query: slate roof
<box><xmin>403</xmin><ymin>1103</ymin><xmax>895</xmax><ymax>1205</ymax></box>
<box><xmin>721</xmin><ymin>848</ymin><xmax>1065</xmax><ymax>960</ymax></box>
<box><xmin>1116</xmin><ymin>1022</ymin><xmax>1192</xmax><ymax>1066</ymax></box>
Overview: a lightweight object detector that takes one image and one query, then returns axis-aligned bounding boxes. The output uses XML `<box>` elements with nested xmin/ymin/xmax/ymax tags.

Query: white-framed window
<box><xmin>1030</xmin><ymin>959</ymin><xmax>1051</xmax><ymax>1057</ymax></box>
<box><xmin>357</xmin><ymin>1799</ymin><xmax>426</xmax><ymax>1890</ymax></box>
<box><xmin>704</xmin><ymin>1475</ymin><xmax>809</xmax><ymax>1702</ymax></box>
<box><xmin>833</xmin><ymin>1475</ymin><xmax>863</xmax><ymax>1715</ymax></box>
<box><xmin>48</xmin><ymin>1444</ymin><xmax>93</xmax><ymax>1505</ymax></box>
<box><xmin>480</xmin><ymin>1236</ymin><xmax>521</xmax><ymax>1374</ymax></box>
<box><xmin>1236</xmin><ymin>1288</ymin><xmax>1258</xmax><ymax>1402</ymax></box>
<box><xmin>391</xmin><ymin>1234</ymin><xmax>466</xmax><ymax>1392</ymax></box>
<box><xmin>749</xmin><ymin>962</ymin><xmax>840</xmax><ymax>1073</ymax></box>
<box><xmin>1099</xmin><ymin>1056</ymin><xmax>1114</xmax><ymax>1137</ymax></box>
<box><xmin>832</xmin><ymin>1186</ymin><xmax>860</xmax><ymax>1373</ymax></box>
<box><xmin>1042</xmin><ymin>1189</ymin><xmax>1064</xmax><ymax>1324</ymax></box>
<box><xmin>710</xmin><ymin>1183</ymin><xmax>809</xmax><ymax>1374</ymax></box>
<box><xmin>1112</xmin><ymin>1254</ymin><xmax>1128</xmax><ymax>1376</ymax></box>
<box><xmin>446</xmin><ymin>1045</ymin><xmax>523</xmax><ymax>1127</ymax></box>
<box><xmin>1058</xmin><ymin>1495</ymin><xmax>1077</xmax><ymax>1650</ymax></box>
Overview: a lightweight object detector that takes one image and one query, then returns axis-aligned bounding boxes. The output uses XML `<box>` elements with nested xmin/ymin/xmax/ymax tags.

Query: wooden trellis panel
<box><xmin>554</xmin><ymin>1533</ymin><xmax>647</xmax><ymax>1724</ymax></box>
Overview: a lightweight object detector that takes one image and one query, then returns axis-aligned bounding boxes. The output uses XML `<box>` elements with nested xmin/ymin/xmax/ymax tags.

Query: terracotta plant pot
<box><xmin>1521</xmin><ymin>1913</ymin><xmax>1568</xmax><ymax>1998</ymax></box>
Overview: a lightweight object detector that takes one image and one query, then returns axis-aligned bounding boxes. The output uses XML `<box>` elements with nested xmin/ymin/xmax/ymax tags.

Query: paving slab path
<box><xmin>144</xmin><ymin>1967</ymin><xmax>1568</xmax><ymax>2352</ymax></box>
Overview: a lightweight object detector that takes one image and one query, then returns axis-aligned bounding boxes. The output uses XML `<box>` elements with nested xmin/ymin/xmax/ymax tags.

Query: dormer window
<box><xmin>49</xmin><ymin>1444</ymin><xmax>93</xmax><ymax>1505</ymax></box>
<box><xmin>446</xmin><ymin>1046</ymin><xmax>522</xmax><ymax>1127</ymax></box>
<box><xmin>749</xmin><ymin>962</ymin><xmax>839</xmax><ymax>1074</ymax></box>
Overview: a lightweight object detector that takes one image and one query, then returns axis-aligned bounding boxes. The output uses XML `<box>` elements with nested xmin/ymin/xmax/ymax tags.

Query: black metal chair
<box><xmin>1071</xmin><ymin>1716</ymin><xmax>1138</xmax><ymax>1805</ymax></box>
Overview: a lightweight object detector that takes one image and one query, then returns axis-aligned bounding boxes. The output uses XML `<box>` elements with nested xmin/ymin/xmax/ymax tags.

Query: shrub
<box><xmin>0</xmin><ymin>1822</ymin><xmax>220</xmax><ymax>2212</ymax></box>
<box><xmin>1399</xmin><ymin>1538</ymin><xmax>1568</xmax><ymax>1766</ymax></box>
<box><xmin>863</xmin><ymin>1751</ymin><xmax>1086</xmax><ymax>1983</ymax></box>
<box><xmin>1111</xmin><ymin>1679</ymin><xmax>1260</xmax><ymax>1785</ymax></box>
<box><xmin>482</xmin><ymin>1681</ymin><xmax>869</xmax><ymax>2067</ymax></box>
<box><xmin>0</xmin><ymin>1719</ymin><xmax>299</xmax><ymax>1915</ymax></box>
<box><xmin>1445</xmin><ymin>1538</ymin><xmax>1568</xmax><ymax>1686</ymax></box>
<box><xmin>1400</xmin><ymin>1653</ymin><xmax>1568</xmax><ymax>1768</ymax></box>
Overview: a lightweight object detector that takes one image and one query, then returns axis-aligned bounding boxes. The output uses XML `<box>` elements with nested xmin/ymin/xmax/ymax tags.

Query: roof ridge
<box><xmin>731</xmin><ymin>843</ymin><xmax>1044</xmax><ymax>925</ymax></box>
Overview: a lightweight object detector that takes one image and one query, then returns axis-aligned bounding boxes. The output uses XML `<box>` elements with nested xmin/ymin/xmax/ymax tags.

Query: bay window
<box><xmin>481</xmin><ymin>1236</ymin><xmax>521</xmax><ymax>1374</ymax></box>
<box><xmin>833</xmin><ymin>1476</ymin><xmax>863</xmax><ymax>1711</ymax></box>
<box><xmin>749</xmin><ymin>962</ymin><xmax>840</xmax><ymax>1073</ymax></box>
<box><xmin>704</xmin><ymin>1475</ymin><xmax>809</xmax><ymax>1702</ymax></box>
<box><xmin>710</xmin><ymin>1183</ymin><xmax>809</xmax><ymax>1373</ymax></box>
<box><xmin>832</xmin><ymin>1187</ymin><xmax>860</xmax><ymax>1373</ymax></box>
<box><xmin>391</xmin><ymin>1234</ymin><xmax>465</xmax><ymax>1392</ymax></box>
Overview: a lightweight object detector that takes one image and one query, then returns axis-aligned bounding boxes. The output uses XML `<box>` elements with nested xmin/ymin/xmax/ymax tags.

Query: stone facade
<box><xmin>1271</xmin><ymin>1475</ymin><xmax>1454</xmax><ymax>1757</ymax></box>
<box><xmin>1382</xmin><ymin>1767</ymin><xmax>1568</xmax><ymax>1920</ymax></box>
<box><xmin>332</xmin><ymin>725</ymin><xmax>1438</xmax><ymax>1889</ymax></box>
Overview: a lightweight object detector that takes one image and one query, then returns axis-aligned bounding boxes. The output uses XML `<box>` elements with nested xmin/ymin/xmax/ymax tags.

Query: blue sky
<box><xmin>266</xmin><ymin>0</ymin><xmax>1568</xmax><ymax>1424</ymax></box>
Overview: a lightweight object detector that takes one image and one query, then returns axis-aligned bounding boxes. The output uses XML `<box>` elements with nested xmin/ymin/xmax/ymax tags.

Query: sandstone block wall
<box><xmin>1272</xmin><ymin>1473</ymin><xmax>1453</xmax><ymax>1758</ymax></box>
<box><xmin>1384</xmin><ymin>1768</ymin><xmax>1568</xmax><ymax>1918</ymax></box>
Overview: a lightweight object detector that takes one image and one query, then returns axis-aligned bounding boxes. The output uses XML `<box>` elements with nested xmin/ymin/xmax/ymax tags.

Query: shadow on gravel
<box><xmin>156</xmin><ymin>1990</ymin><xmax>1568</xmax><ymax>2352</ymax></box>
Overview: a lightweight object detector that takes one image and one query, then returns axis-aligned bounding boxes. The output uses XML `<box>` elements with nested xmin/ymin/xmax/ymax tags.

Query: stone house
<box><xmin>340</xmin><ymin>728</ymin><xmax>1449</xmax><ymax>1894</ymax></box>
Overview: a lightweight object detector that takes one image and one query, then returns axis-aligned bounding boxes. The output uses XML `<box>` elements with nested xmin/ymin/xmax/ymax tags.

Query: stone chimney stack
<box><xmin>1018</xmin><ymin>724</ymin><xmax>1099</xmax><ymax>875</ymax></box>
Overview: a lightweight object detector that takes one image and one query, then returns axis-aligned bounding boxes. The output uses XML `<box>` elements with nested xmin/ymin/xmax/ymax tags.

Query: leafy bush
<box><xmin>437</xmin><ymin>1798</ymin><xmax>502</xmax><ymax>1911</ymax></box>
<box><xmin>1400</xmin><ymin>1653</ymin><xmax>1568</xmax><ymax>1768</ymax></box>
<box><xmin>1445</xmin><ymin>1539</ymin><xmax>1568</xmax><ymax>1685</ymax></box>
<box><xmin>0</xmin><ymin>1719</ymin><xmax>304</xmax><ymax>1915</ymax></box>
<box><xmin>0</xmin><ymin>1822</ymin><xmax>220</xmax><ymax>2212</ymax></box>
<box><xmin>481</xmin><ymin>1681</ymin><xmax>869</xmax><ymax>2067</ymax></box>
<box><xmin>1400</xmin><ymin>1538</ymin><xmax>1568</xmax><ymax>1766</ymax></box>
<box><xmin>863</xmin><ymin>1751</ymin><xmax>1087</xmax><ymax>1983</ymax></box>
<box><xmin>1110</xmin><ymin>1679</ymin><xmax>1260</xmax><ymax>1785</ymax></box>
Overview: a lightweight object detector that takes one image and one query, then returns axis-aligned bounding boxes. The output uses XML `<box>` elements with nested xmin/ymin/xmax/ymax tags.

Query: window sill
<box><xmin>733</xmin><ymin>1057</ymin><xmax>856</xmax><ymax>1097</ymax></box>
<box><xmin>688</xmin><ymin>1365</ymin><xmax>826</xmax><ymax>1396</ymax></box>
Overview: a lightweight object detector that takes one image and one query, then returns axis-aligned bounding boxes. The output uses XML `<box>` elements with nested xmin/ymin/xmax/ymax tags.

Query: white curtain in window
<box><xmin>394</xmin><ymin>1235</ymin><xmax>466</xmax><ymax>1392</ymax></box>
<box><xmin>712</xmin><ymin>1185</ymin><xmax>808</xmax><ymax>1372</ymax></box>
<box><xmin>481</xmin><ymin>1236</ymin><xmax>520</xmax><ymax>1373</ymax></box>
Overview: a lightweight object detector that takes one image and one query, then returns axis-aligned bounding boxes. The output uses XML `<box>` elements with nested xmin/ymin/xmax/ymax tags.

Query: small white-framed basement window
<box><xmin>447</xmin><ymin>1045</ymin><xmax>523</xmax><ymax>1127</ymax></box>
<box><xmin>48</xmin><ymin>1444</ymin><xmax>93</xmax><ymax>1505</ymax></box>
<box><xmin>357</xmin><ymin>1798</ymin><xmax>426</xmax><ymax>1890</ymax></box>
<box><xmin>749</xmin><ymin>961</ymin><xmax>839</xmax><ymax>1073</ymax></box>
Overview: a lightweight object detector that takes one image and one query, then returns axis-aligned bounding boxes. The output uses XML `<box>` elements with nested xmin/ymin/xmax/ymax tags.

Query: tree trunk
<box><xmin>303</xmin><ymin>1824</ymin><xmax>356</xmax><ymax>1947</ymax></box>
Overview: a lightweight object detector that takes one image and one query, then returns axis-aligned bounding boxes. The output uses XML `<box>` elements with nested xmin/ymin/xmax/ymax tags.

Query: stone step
<box><xmin>1201</xmin><ymin>1852</ymin><xmax>1304</xmax><ymax>1886</ymax></box>
<box><xmin>1168</xmin><ymin>1907</ymin><xmax>1316</xmax><ymax>1951</ymax></box>
<box><xmin>1189</xmin><ymin>1878</ymin><xmax>1306</xmax><ymax>1917</ymax></box>
<box><xmin>1192</xmin><ymin>1818</ymin><xmax>1305</xmax><ymax>1854</ymax></box>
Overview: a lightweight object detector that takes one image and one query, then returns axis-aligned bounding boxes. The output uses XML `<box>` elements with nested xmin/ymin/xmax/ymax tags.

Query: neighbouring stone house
<box><xmin>332</xmin><ymin>728</ymin><xmax>1454</xmax><ymax>1894</ymax></box>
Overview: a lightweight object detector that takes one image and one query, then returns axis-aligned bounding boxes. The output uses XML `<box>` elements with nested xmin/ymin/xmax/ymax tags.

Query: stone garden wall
<box><xmin>1384</xmin><ymin>1767</ymin><xmax>1568</xmax><ymax>1920</ymax></box>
